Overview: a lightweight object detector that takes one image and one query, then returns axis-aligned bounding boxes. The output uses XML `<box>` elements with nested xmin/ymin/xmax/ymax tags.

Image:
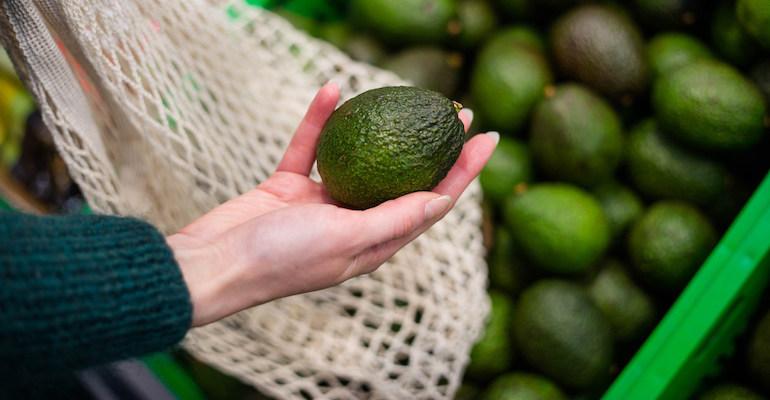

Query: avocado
<box><xmin>627</xmin><ymin>119</ymin><xmax>731</xmax><ymax>206</ymax></box>
<box><xmin>467</xmin><ymin>291</ymin><xmax>515</xmax><ymax>380</ymax></box>
<box><xmin>483</xmin><ymin>372</ymin><xmax>567</xmax><ymax>400</ymax></box>
<box><xmin>750</xmin><ymin>59</ymin><xmax>770</xmax><ymax>103</ymax></box>
<box><xmin>452</xmin><ymin>0</ymin><xmax>499</xmax><ymax>49</ymax></box>
<box><xmin>318</xmin><ymin>22</ymin><xmax>352</xmax><ymax>49</ymax></box>
<box><xmin>383</xmin><ymin>47</ymin><xmax>463</xmax><ymax>97</ymax></box>
<box><xmin>471</xmin><ymin>33</ymin><xmax>553</xmax><ymax>133</ymax></box>
<box><xmin>317</xmin><ymin>86</ymin><xmax>465</xmax><ymax>209</ymax></box>
<box><xmin>479</xmin><ymin>137</ymin><xmax>532</xmax><ymax>204</ymax></box>
<box><xmin>551</xmin><ymin>4</ymin><xmax>648</xmax><ymax>99</ymax></box>
<box><xmin>712</xmin><ymin>1</ymin><xmax>760</xmax><ymax>66</ymax></box>
<box><xmin>343</xmin><ymin>35</ymin><xmax>387</xmax><ymax>65</ymax></box>
<box><xmin>647</xmin><ymin>32</ymin><xmax>712</xmax><ymax>79</ymax></box>
<box><xmin>748</xmin><ymin>309</ymin><xmax>770</xmax><ymax>393</ymax></box>
<box><xmin>737</xmin><ymin>0</ymin><xmax>770</xmax><ymax>49</ymax></box>
<box><xmin>504</xmin><ymin>184</ymin><xmax>610</xmax><ymax>275</ymax></box>
<box><xmin>593</xmin><ymin>181</ymin><xmax>644</xmax><ymax>240</ymax></box>
<box><xmin>495</xmin><ymin>0</ymin><xmax>581</xmax><ymax>20</ymax></box>
<box><xmin>628</xmin><ymin>201</ymin><xmax>717</xmax><ymax>292</ymax></box>
<box><xmin>512</xmin><ymin>280</ymin><xmax>613</xmax><ymax>389</ymax></box>
<box><xmin>529</xmin><ymin>84</ymin><xmax>624</xmax><ymax>187</ymax></box>
<box><xmin>495</xmin><ymin>0</ymin><xmax>533</xmax><ymax>20</ymax></box>
<box><xmin>488</xmin><ymin>227</ymin><xmax>530</xmax><ymax>295</ymax></box>
<box><xmin>484</xmin><ymin>25</ymin><xmax>547</xmax><ymax>54</ymax></box>
<box><xmin>349</xmin><ymin>0</ymin><xmax>455</xmax><ymax>45</ymax></box>
<box><xmin>587</xmin><ymin>259</ymin><xmax>656</xmax><ymax>343</ymax></box>
<box><xmin>653</xmin><ymin>60</ymin><xmax>766</xmax><ymax>151</ymax></box>
<box><xmin>633</xmin><ymin>0</ymin><xmax>698</xmax><ymax>30</ymax></box>
<box><xmin>455</xmin><ymin>384</ymin><xmax>481</xmax><ymax>400</ymax></box>
<box><xmin>699</xmin><ymin>384</ymin><xmax>765</xmax><ymax>400</ymax></box>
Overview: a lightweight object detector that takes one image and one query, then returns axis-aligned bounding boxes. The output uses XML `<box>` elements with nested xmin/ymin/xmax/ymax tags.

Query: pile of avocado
<box><xmin>278</xmin><ymin>0</ymin><xmax>770</xmax><ymax>398</ymax></box>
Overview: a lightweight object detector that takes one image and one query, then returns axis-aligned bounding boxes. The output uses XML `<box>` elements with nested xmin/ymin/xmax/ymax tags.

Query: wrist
<box><xmin>167</xmin><ymin>233</ymin><xmax>241</xmax><ymax>326</ymax></box>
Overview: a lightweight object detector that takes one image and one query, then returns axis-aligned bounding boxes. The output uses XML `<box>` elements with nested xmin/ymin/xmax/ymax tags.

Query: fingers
<box><xmin>276</xmin><ymin>81</ymin><xmax>340</xmax><ymax>175</ymax></box>
<box><xmin>355</xmin><ymin>191</ymin><xmax>452</xmax><ymax>248</ymax></box>
<box><xmin>433</xmin><ymin>132</ymin><xmax>498</xmax><ymax>200</ymax></box>
<box><xmin>458</xmin><ymin>108</ymin><xmax>473</xmax><ymax>133</ymax></box>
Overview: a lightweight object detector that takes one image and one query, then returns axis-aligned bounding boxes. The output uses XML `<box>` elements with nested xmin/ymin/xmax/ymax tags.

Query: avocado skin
<box><xmin>593</xmin><ymin>181</ymin><xmax>644</xmax><ymax>240</ymax></box>
<box><xmin>383</xmin><ymin>47</ymin><xmax>462</xmax><ymax>97</ymax></box>
<box><xmin>530</xmin><ymin>84</ymin><xmax>623</xmax><ymax>187</ymax></box>
<box><xmin>454</xmin><ymin>0</ymin><xmax>499</xmax><ymax>49</ymax></box>
<box><xmin>712</xmin><ymin>1</ymin><xmax>760</xmax><ymax>66</ymax></box>
<box><xmin>471</xmin><ymin>37</ymin><xmax>552</xmax><ymax>133</ymax></box>
<box><xmin>628</xmin><ymin>201</ymin><xmax>716</xmax><ymax>293</ymax></box>
<box><xmin>647</xmin><ymin>32</ymin><xmax>712</xmax><ymax>80</ymax></box>
<box><xmin>627</xmin><ymin>119</ymin><xmax>730</xmax><ymax>206</ymax></box>
<box><xmin>737</xmin><ymin>0</ymin><xmax>770</xmax><ymax>49</ymax></box>
<box><xmin>699</xmin><ymin>384</ymin><xmax>765</xmax><ymax>400</ymax></box>
<box><xmin>512</xmin><ymin>280</ymin><xmax>613</xmax><ymax>390</ymax></box>
<box><xmin>317</xmin><ymin>86</ymin><xmax>464</xmax><ymax>209</ymax></box>
<box><xmin>588</xmin><ymin>259</ymin><xmax>656</xmax><ymax>343</ymax></box>
<box><xmin>633</xmin><ymin>0</ymin><xmax>698</xmax><ymax>30</ymax></box>
<box><xmin>479</xmin><ymin>137</ymin><xmax>532</xmax><ymax>204</ymax></box>
<box><xmin>466</xmin><ymin>291</ymin><xmax>515</xmax><ymax>380</ymax></box>
<box><xmin>748</xmin><ymin>310</ymin><xmax>770</xmax><ymax>393</ymax></box>
<box><xmin>652</xmin><ymin>60</ymin><xmax>766</xmax><ymax>152</ymax></box>
<box><xmin>483</xmin><ymin>372</ymin><xmax>567</xmax><ymax>400</ymax></box>
<box><xmin>348</xmin><ymin>0</ymin><xmax>455</xmax><ymax>45</ymax></box>
<box><xmin>551</xmin><ymin>4</ymin><xmax>648</xmax><ymax>99</ymax></box>
<box><xmin>504</xmin><ymin>183</ymin><xmax>610</xmax><ymax>275</ymax></box>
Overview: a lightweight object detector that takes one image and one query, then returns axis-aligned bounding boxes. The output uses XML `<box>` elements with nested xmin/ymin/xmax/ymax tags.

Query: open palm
<box><xmin>167</xmin><ymin>83</ymin><xmax>497</xmax><ymax>326</ymax></box>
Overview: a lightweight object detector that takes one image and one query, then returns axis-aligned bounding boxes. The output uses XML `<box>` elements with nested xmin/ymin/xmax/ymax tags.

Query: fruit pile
<box><xmin>280</xmin><ymin>0</ymin><xmax>770</xmax><ymax>398</ymax></box>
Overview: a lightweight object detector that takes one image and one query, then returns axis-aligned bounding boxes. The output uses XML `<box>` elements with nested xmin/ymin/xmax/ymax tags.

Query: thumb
<box><xmin>357</xmin><ymin>192</ymin><xmax>453</xmax><ymax>247</ymax></box>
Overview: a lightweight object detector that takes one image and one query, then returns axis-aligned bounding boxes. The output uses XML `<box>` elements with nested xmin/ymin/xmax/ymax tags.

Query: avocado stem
<box><xmin>453</xmin><ymin>101</ymin><xmax>463</xmax><ymax>113</ymax></box>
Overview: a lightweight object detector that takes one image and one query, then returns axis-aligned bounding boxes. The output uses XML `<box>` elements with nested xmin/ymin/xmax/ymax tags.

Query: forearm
<box><xmin>0</xmin><ymin>212</ymin><xmax>192</xmax><ymax>383</ymax></box>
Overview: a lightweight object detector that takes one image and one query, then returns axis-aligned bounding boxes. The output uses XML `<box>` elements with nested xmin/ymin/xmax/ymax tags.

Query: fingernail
<box><xmin>425</xmin><ymin>195</ymin><xmax>452</xmax><ymax>220</ymax></box>
<box><xmin>459</xmin><ymin>108</ymin><xmax>474</xmax><ymax>124</ymax></box>
<box><xmin>324</xmin><ymin>79</ymin><xmax>341</xmax><ymax>91</ymax></box>
<box><xmin>486</xmin><ymin>131</ymin><xmax>500</xmax><ymax>145</ymax></box>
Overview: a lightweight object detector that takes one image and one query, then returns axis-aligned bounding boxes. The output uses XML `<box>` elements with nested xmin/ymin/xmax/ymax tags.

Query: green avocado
<box><xmin>628</xmin><ymin>201</ymin><xmax>717</xmax><ymax>292</ymax></box>
<box><xmin>712</xmin><ymin>1</ymin><xmax>760</xmax><ymax>66</ymax></box>
<box><xmin>699</xmin><ymin>384</ymin><xmax>765</xmax><ymax>400</ymax></box>
<box><xmin>483</xmin><ymin>372</ymin><xmax>567</xmax><ymax>400</ymax></box>
<box><xmin>737</xmin><ymin>0</ymin><xmax>770</xmax><ymax>49</ymax></box>
<box><xmin>484</xmin><ymin>25</ymin><xmax>547</xmax><ymax>54</ymax></box>
<box><xmin>349</xmin><ymin>0</ymin><xmax>455</xmax><ymax>45</ymax></box>
<box><xmin>383</xmin><ymin>47</ymin><xmax>463</xmax><ymax>97</ymax></box>
<box><xmin>593</xmin><ymin>181</ymin><xmax>645</xmax><ymax>240</ymax></box>
<box><xmin>588</xmin><ymin>259</ymin><xmax>656</xmax><ymax>342</ymax></box>
<box><xmin>504</xmin><ymin>184</ymin><xmax>610</xmax><ymax>275</ymax></box>
<box><xmin>633</xmin><ymin>0</ymin><xmax>699</xmax><ymax>30</ymax></box>
<box><xmin>318</xmin><ymin>22</ymin><xmax>352</xmax><ymax>49</ymax></box>
<box><xmin>750</xmin><ymin>58</ymin><xmax>770</xmax><ymax>102</ymax></box>
<box><xmin>452</xmin><ymin>0</ymin><xmax>499</xmax><ymax>49</ymax></box>
<box><xmin>626</xmin><ymin>119</ymin><xmax>731</xmax><ymax>206</ymax></box>
<box><xmin>488</xmin><ymin>227</ymin><xmax>530</xmax><ymax>295</ymax></box>
<box><xmin>652</xmin><ymin>60</ymin><xmax>766</xmax><ymax>151</ymax></box>
<box><xmin>467</xmin><ymin>291</ymin><xmax>515</xmax><ymax>380</ymax></box>
<box><xmin>317</xmin><ymin>86</ymin><xmax>465</xmax><ymax>209</ymax></box>
<box><xmin>529</xmin><ymin>84</ymin><xmax>624</xmax><ymax>187</ymax></box>
<box><xmin>479</xmin><ymin>137</ymin><xmax>532</xmax><ymax>204</ymax></box>
<box><xmin>748</xmin><ymin>309</ymin><xmax>770</xmax><ymax>393</ymax></box>
<box><xmin>455</xmin><ymin>384</ymin><xmax>482</xmax><ymax>400</ymax></box>
<box><xmin>471</xmin><ymin>33</ymin><xmax>553</xmax><ymax>133</ymax></box>
<box><xmin>647</xmin><ymin>32</ymin><xmax>712</xmax><ymax>79</ymax></box>
<box><xmin>551</xmin><ymin>4</ymin><xmax>648</xmax><ymax>99</ymax></box>
<box><xmin>512</xmin><ymin>280</ymin><xmax>613</xmax><ymax>390</ymax></box>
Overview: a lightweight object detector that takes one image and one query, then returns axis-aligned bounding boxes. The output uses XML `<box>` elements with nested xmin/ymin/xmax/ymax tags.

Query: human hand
<box><xmin>167</xmin><ymin>83</ymin><xmax>498</xmax><ymax>326</ymax></box>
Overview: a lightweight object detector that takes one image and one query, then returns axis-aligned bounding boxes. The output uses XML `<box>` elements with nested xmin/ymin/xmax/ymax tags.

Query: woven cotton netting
<box><xmin>1</xmin><ymin>0</ymin><xmax>489</xmax><ymax>398</ymax></box>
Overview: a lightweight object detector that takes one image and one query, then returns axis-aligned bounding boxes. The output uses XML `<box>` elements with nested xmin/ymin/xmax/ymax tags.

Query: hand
<box><xmin>167</xmin><ymin>83</ymin><xmax>498</xmax><ymax>326</ymax></box>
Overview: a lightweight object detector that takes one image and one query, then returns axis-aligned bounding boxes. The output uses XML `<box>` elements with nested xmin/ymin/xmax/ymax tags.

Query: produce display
<box><xmin>277</xmin><ymin>0</ymin><xmax>770</xmax><ymax>398</ymax></box>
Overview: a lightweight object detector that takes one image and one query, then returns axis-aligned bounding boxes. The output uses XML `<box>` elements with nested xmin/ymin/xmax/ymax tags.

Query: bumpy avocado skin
<box><xmin>551</xmin><ymin>4</ymin><xmax>648</xmax><ymax>99</ymax></box>
<box><xmin>317</xmin><ymin>86</ymin><xmax>465</xmax><ymax>209</ymax></box>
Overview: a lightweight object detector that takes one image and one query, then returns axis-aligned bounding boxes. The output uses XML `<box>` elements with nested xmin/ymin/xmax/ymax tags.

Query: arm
<box><xmin>0</xmin><ymin>212</ymin><xmax>191</xmax><ymax>382</ymax></box>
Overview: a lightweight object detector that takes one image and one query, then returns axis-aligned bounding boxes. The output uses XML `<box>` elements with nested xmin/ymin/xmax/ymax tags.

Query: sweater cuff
<box><xmin>0</xmin><ymin>213</ymin><xmax>192</xmax><ymax>374</ymax></box>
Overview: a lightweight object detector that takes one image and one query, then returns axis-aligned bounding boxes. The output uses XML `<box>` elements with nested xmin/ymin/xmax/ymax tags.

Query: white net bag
<box><xmin>0</xmin><ymin>1</ymin><xmax>489</xmax><ymax>398</ymax></box>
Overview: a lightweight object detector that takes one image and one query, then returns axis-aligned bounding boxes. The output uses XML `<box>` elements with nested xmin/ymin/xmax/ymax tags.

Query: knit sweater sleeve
<box><xmin>0</xmin><ymin>212</ymin><xmax>192</xmax><ymax>382</ymax></box>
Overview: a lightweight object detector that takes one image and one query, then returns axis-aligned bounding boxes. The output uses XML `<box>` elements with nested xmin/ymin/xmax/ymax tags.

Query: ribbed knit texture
<box><xmin>0</xmin><ymin>212</ymin><xmax>192</xmax><ymax>396</ymax></box>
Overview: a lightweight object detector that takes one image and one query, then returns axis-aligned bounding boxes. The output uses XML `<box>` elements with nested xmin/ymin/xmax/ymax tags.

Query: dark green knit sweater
<box><xmin>0</xmin><ymin>212</ymin><xmax>192</xmax><ymax>396</ymax></box>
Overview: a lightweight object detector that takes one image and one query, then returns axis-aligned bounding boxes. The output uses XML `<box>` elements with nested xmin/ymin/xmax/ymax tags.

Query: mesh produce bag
<box><xmin>0</xmin><ymin>1</ymin><xmax>489</xmax><ymax>398</ymax></box>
